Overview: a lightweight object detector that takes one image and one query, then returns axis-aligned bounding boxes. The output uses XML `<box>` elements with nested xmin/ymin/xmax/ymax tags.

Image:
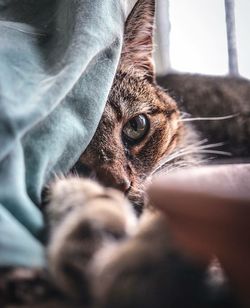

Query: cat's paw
<box><xmin>90</xmin><ymin>212</ymin><xmax>213</xmax><ymax>308</ymax></box>
<box><xmin>47</xmin><ymin>177</ymin><xmax>137</xmax><ymax>302</ymax></box>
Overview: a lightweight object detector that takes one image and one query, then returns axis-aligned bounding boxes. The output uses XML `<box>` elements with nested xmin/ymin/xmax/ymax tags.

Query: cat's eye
<box><xmin>122</xmin><ymin>114</ymin><xmax>149</xmax><ymax>144</ymax></box>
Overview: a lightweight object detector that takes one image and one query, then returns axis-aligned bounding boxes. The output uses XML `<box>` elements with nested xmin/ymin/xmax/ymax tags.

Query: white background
<box><xmin>169</xmin><ymin>0</ymin><xmax>250</xmax><ymax>78</ymax></box>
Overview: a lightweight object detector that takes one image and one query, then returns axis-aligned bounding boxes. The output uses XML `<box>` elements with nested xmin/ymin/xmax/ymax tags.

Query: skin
<box><xmin>148</xmin><ymin>164</ymin><xmax>250</xmax><ymax>307</ymax></box>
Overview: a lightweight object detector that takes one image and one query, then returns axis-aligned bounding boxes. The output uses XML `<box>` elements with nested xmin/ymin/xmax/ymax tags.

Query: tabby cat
<box><xmin>157</xmin><ymin>73</ymin><xmax>250</xmax><ymax>160</ymax></box>
<box><xmin>45</xmin><ymin>0</ymin><xmax>241</xmax><ymax>307</ymax></box>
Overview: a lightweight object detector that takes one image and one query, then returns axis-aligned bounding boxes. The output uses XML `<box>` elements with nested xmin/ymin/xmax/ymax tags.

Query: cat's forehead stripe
<box><xmin>108</xmin><ymin>99</ymin><xmax>123</xmax><ymax>121</ymax></box>
<box><xmin>147</xmin><ymin>106</ymin><xmax>177</xmax><ymax>117</ymax></box>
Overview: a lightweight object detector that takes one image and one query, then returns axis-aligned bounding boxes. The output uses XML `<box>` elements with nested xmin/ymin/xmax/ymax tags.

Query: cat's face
<box><xmin>79</xmin><ymin>72</ymin><xmax>181</xmax><ymax>212</ymax></box>
<box><xmin>78</xmin><ymin>0</ymin><xmax>183</xmax><ymax>212</ymax></box>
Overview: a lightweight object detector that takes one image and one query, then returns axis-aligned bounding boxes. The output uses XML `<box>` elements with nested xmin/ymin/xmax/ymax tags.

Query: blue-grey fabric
<box><xmin>0</xmin><ymin>0</ymin><xmax>125</xmax><ymax>267</ymax></box>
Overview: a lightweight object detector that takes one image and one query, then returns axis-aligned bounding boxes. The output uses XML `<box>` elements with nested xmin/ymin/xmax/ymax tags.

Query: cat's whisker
<box><xmin>178</xmin><ymin>113</ymin><xmax>239</xmax><ymax>122</ymax></box>
<box><xmin>186</xmin><ymin>138</ymin><xmax>208</xmax><ymax>147</ymax></box>
<box><xmin>154</xmin><ymin>159</ymin><xmax>195</xmax><ymax>176</ymax></box>
<box><xmin>157</xmin><ymin>140</ymin><xmax>207</xmax><ymax>167</ymax></box>
<box><xmin>198</xmin><ymin>149</ymin><xmax>232</xmax><ymax>156</ymax></box>
<box><xmin>176</xmin><ymin>140</ymin><xmax>227</xmax><ymax>155</ymax></box>
<box><xmin>151</xmin><ymin>151</ymin><xmax>200</xmax><ymax>175</ymax></box>
<box><xmin>193</xmin><ymin>142</ymin><xmax>225</xmax><ymax>149</ymax></box>
<box><xmin>179</xmin><ymin>111</ymin><xmax>191</xmax><ymax>119</ymax></box>
<box><xmin>152</xmin><ymin>142</ymin><xmax>207</xmax><ymax>170</ymax></box>
<box><xmin>154</xmin><ymin>150</ymin><xmax>196</xmax><ymax>169</ymax></box>
<box><xmin>151</xmin><ymin>142</ymin><xmax>231</xmax><ymax>176</ymax></box>
<box><xmin>171</xmin><ymin>156</ymin><xmax>219</xmax><ymax>171</ymax></box>
<box><xmin>175</xmin><ymin>138</ymin><xmax>209</xmax><ymax>152</ymax></box>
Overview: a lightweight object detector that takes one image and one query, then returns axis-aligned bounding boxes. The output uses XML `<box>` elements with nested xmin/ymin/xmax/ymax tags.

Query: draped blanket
<box><xmin>0</xmin><ymin>0</ymin><xmax>126</xmax><ymax>267</ymax></box>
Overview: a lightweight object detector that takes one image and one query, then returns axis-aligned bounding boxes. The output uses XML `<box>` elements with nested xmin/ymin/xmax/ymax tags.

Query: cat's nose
<box><xmin>115</xmin><ymin>178</ymin><xmax>131</xmax><ymax>194</ymax></box>
<box><xmin>95</xmin><ymin>167</ymin><xmax>131</xmax><ymax>194</ymax></box>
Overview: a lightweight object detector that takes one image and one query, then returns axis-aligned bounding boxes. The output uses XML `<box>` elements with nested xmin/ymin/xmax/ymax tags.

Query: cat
<box><xmin>2</xmin><ymin>0</ymin><xmax>242</xmax><ymax>306</ymax></box>
<box><xmin>157</xmin><ymin>73</ymin><xmax>250</xmax><ymax>160</ymax></box>
<box><xmin>45</xmin><ymin>0</ymin><xmax>242</xmax><ymax>307</ymax></box>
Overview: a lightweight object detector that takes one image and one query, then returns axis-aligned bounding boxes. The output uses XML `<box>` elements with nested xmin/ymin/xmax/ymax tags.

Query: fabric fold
<box><xmin>0</xmin><ymin>0</ymin><xmax>126</xmax><ymax>267</ymax></box>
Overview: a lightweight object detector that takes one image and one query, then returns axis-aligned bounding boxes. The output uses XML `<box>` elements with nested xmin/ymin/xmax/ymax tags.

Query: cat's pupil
<box><xmin>122</xmin><ymin>114</ymin><xmax>149</xmax><ymax>144</ymax></box>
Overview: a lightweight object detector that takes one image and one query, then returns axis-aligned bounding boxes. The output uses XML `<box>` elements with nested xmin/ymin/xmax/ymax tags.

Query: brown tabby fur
<box><xmin>3</xmin><ymin>0</ymin><xmax>244</xmax><ymax>307</ymax></box>
<box><xmin>157</xmin><ymin>73</ymin><xmax>250</xmax><ymax>159</ymax></box>
<box><xmin>77</xmin><ymin>0</ymin><xmax>200</xmax><ymax>213</ymax></box>
<box><xmin>46</xmin><ymin>0</ymin><xmax>209</xmax><ymax>306</ymax></box>
<box><xmin>45</xmin><ymin>0</ymin><xmax>243</xmax><ymax>307</ymax></box>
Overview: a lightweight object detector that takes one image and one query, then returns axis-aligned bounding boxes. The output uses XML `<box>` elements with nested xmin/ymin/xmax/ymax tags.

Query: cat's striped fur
<box><xmin>46</xmin><ymin>1</ymin><xmax>237</xmax><ymax>307</ymax></box>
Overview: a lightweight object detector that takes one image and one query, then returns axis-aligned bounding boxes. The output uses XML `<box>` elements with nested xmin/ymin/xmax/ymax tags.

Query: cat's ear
<box><xmin>120</xmin><ymin>0</ymin><xmax>155</xmax><ymax>80</ymax></box>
